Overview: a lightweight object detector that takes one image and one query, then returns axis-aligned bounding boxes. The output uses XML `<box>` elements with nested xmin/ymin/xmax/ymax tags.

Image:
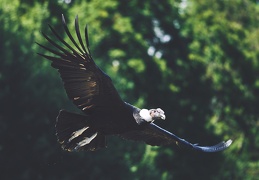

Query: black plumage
<box><xmin>38</xmin><ymin>15</ymin><xmax>232</xmax><ymax>152</ymax></box>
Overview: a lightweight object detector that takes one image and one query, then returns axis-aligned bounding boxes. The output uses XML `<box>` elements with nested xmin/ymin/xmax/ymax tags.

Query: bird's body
<box><xmin>38</xmin><ymin>15</ymin><xmax>232</xmax><ymax>152</ymax></box>
<box><xmin>84</xmin><ymin>103</ymin><xmax>142</xmax><ymax>135</ymax></box>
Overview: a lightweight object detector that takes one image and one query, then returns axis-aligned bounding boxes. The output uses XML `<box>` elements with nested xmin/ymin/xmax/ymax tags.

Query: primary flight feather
<box><xmin>38</xmin><ymin>15</ymin><xmax>232</xmax><ymax>152</ymax></box>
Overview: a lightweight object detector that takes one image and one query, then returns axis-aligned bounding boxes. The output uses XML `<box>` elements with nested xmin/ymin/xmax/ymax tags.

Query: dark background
<box><xmin>1</xmin><ymin>0</ymin><xmax>259</xmax><ymax>179</ymax></box>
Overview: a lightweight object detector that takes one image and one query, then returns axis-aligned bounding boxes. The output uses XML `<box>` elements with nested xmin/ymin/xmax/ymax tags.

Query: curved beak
<box><xmin>161</xmin><ymin>114</ymin><xmax>166</xmax><ymax>120</ymax></box>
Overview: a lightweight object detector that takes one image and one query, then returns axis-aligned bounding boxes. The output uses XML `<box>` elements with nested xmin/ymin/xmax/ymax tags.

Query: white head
<box><xmin>139</xmin><ymin>108</ymin><xmax>166</xmax><ymax>122</ymax></box>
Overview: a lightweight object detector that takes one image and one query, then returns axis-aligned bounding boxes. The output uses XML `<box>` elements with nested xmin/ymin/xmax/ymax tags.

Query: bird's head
<box><xmin>139</xmin><ymin>108</ymin><xmax>166</xmax><ymax>122</ymax></box>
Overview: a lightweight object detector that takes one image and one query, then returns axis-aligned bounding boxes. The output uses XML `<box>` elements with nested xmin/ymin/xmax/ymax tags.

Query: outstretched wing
<box><xmin>120</xmin><ymin>123</ymin><xmax>232</xmax><ymax>152</ymax></box>
<box><xmin>37</xmin><ymin>15</ymin><xmax>124</xmax><ymax>113</ymax></box>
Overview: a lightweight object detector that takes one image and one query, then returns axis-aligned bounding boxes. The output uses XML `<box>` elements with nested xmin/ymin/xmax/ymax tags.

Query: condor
<box><xmin>37</xmin><ymin>15</ymin><xmax>232</xmax><ymax>152</ymax></box>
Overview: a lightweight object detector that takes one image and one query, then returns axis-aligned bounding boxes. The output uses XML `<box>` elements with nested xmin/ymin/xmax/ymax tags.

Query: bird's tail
<box><xmin>55</xmin><ymin>110</ymin><xmax>106</xmax><ymax>152</ymax></box>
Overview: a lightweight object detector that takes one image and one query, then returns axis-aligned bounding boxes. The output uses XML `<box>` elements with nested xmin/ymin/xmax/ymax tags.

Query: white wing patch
<box><xmin>76</xmin><ymin>132</ymin><xmax>98</xmax><ymax>148</ymax></box>
<box><xmin>69</xmin><ymin>127</ymin><xmax>89</xmax><ymax>142</ymax></box>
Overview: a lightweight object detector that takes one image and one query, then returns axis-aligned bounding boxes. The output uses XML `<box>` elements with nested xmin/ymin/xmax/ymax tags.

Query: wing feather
<box><xmin>120</xmin><ymin>123</ymin><xmax>232</xmax><ymax>152</ymax></box>
<box><xmin>61</xmin><ymin>15</ymin><xmax>85</xmax><ymax>55</ymax></box>
<box><xmin>38</xmin><ymin>15</ymin><xmax>123</xmax><ymax>113</ymax></box>
<box><xmin>74</xmin><ymin>15</ymin><xmax>89</xmax><ymax>54</ymax></box>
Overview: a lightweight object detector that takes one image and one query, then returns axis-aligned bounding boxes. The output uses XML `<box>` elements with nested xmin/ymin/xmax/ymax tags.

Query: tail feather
<box><xmin>56</xmin><ymin>110</ymin><xmax>106</xmax><ymax>151</ymax></box>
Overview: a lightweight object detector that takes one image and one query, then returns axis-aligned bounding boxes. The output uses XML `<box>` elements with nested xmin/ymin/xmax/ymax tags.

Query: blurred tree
<box><xmin>0</xmin><ymin>0</ymin><xmax>258</xmax><ymax>179</ymax></box>
<box><xmin>181</xmin><ymin>0</ymin><xmax>259</xmax><ymax>179</ymax></box>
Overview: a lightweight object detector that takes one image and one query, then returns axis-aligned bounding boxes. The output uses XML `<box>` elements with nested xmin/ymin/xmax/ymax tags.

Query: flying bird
<box><xmin>37</xmin><ymin>15</ymin><xmax>232</xmax><ymax>152</ymax></box>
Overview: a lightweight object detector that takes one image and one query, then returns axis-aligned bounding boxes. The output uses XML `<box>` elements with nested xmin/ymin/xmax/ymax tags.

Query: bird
<box><xmin>37</xmin><ymin>14</ymin><xmax>232</xmax><ymax>152</ymax></box>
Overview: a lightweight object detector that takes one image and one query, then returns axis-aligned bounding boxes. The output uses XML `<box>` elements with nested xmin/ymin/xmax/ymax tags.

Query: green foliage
<box><xmin>0</xmin><ymin>0</ymin><xmax>259</xmax><ymax>179</ymax></box>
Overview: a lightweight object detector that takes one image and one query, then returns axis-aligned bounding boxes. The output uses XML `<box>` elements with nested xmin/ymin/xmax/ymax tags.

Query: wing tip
<box><xmin>198</xmin><ymin>139</ymin><xmax>233</xmax><ymax>153</ymax></box>
<box><xmin>225</xmin><ymin>139</ymin><xmax>233</xmax><ymax>148</ymax></box>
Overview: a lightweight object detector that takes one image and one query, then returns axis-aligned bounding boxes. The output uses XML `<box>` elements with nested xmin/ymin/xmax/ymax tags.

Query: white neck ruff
<box><xmin>139</xmin><ymin>109</ymin><xmax>152</xmax><ymax>122</ymax></box>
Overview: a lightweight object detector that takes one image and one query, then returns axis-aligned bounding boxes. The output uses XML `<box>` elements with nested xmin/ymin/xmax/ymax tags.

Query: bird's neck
<box><xmin>139</xmin><ymin>109</ymin><xmax>153</xmax><ymax>122</ymax></box>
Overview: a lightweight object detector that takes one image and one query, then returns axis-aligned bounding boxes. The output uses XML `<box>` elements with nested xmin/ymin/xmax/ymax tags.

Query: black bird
<box><xmin>37</xmin><ymin>15</ymin><xmax>232</xmax><ymax>152</ymax></box>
